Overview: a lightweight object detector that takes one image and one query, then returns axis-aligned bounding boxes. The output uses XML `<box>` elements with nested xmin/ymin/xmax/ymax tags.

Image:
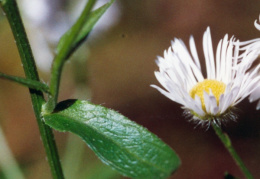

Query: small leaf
<box><xmin>56</xmin><ymin>0</ymin><xmax>114</xmax><ymax>58</ymax></box>
<box><xmin>43</xmin><ymin>100</ymin><xmax>180</xmax><ymax>179</ymax></box>
<box><xmin>74</xmin><ymin>0</ymin><xmax>114</xmax><ymax>45</ymax></box>
<box><xmin>0</xmin><ymin>72</ymin><xmax>49</xmax><ymax>93</ymax></box>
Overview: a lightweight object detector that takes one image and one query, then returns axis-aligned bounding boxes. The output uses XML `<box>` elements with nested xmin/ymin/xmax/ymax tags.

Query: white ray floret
<box><xmin>254</xmin><ymin>15</ymin><xmax>260</xmax><ymax>30</ymax></box>
<box><xmin>151</xmin><ymin>27</ymin><xmax>260</xmax><ymax>125</ymax></box>
<box><xmin>235</xmin><ymin>15</ymin><xmax>260</xmax><ymax>110</ymax></box>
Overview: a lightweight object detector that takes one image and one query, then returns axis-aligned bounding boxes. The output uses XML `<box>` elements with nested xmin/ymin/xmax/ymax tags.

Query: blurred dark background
<box><xmin>0</xmin><ymin>0</ymin><xmax>260</xmax><ymax>178</ymax></box>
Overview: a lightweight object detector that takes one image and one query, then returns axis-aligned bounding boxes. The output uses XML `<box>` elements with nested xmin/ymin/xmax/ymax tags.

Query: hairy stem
<box><xmin>0</xmin><ymin>0</ymin><xmax>64</xmax><ymax>178</ymax></box>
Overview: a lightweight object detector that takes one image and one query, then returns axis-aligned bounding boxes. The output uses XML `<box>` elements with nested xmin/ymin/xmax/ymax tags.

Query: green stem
<box><xmin>211</xmin><ymin>123</ymin><xmax>254</xmax><ymax>179</ymax></box>
<box><xmin>45</xmin><ymin>0</ymin><xmax>96</xmax><ymax>112</ymax></box>
<box><xmin>0</xmin><ymin>1</ymin><xmax>64</xmax><ymax>179</ymax></box>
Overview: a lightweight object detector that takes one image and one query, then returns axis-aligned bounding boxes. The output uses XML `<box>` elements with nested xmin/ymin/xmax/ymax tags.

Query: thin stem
<box><xmin>211</xmin><ymin>122</ymin><xmax>254</xmax><ymax>179</ymax></box>
<box><xmin>45</xmin><ymin>0</ymin><xmax>96</xmax><ymax>113</ymax></box>
<box><xmin>0</xmin><ymin>1</ymin><xmax>64</xmax><ymax>179</ymax></box>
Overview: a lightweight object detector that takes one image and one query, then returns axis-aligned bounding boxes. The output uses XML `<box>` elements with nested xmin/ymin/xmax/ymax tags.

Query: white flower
<box><xmin>151</xmin><ymin>27</ymin><xmax>260</xmax><ymax>126</ymax></box>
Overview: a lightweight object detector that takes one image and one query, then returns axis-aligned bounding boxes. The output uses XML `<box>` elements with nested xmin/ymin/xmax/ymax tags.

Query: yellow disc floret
<box><xmin>189</xmin><ymin>79</ymin><xmax>226</xmax><ymax>112</ymax></box>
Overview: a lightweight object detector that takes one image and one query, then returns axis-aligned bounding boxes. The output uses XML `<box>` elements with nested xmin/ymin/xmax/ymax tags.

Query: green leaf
<box><xmin>74</xmin><ymin>0</ymin><xmax>114</xmax><ymax>45</ymax></box>
<box><xmin>0</xmin><ymin>72</ymin><xmax>49</xmax><ymax>93</ymax></box>
<box><xmin>43</xmin><ymin>100</ymin><xmax>180</xmax><ymax>179</ymax></box>
<box><xmin>56</xmin><ymin>0</ymin><xmax>114</xmax><ymax>58</ymax></box>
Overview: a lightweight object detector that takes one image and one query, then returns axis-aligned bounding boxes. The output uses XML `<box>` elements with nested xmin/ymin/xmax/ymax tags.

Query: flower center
<box><xmin>189</xmin><ymin>79</ymin><xmax>226</xmax><ymax>111</ymax></box>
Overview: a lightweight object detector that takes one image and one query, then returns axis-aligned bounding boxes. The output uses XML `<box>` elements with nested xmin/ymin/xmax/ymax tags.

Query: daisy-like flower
<box><xmin>151</xmin><ymin>27</ymin><xmax>260</xmax><ymax>126</ymax></box>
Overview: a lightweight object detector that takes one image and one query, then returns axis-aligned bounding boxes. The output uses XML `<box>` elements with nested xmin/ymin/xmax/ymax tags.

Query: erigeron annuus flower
<box><xmin>151</xmin><ymin>27</ymin><xmax>260</xmax><ymax>125</ymax></box>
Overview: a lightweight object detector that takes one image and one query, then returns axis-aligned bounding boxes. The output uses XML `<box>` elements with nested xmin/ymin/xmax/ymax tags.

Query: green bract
<box><xmin>43</xmin><ymin>100</ymin><xmax>180</xmax><ymax>179</ymax></box>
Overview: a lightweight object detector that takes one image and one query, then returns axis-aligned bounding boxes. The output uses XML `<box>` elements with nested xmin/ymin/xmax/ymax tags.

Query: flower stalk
<box><xmin>0</xmin><ymin>0</ymin><xmax>64</xmax><ymax>178</ymax></box>
<box><xmin>211</xmin><ymin>123</ymin><xmax>253</xmax><ymax>179</ymax></box>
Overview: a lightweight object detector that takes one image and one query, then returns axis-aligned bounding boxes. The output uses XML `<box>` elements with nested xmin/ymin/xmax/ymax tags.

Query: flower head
<box><xmin>151</xmin><ymin>27</ymin><xmax>260</xmax><ymax>126</ymax></box>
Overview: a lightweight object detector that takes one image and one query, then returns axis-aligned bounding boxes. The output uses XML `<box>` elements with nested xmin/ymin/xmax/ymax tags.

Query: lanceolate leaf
<box><xmin>74</xmin><ymin>0</ymin><xmax>114</xmax><ymax>44</ymax></box>
<box><xmin>0</xmin><ymin>72</ymin><xmax>49</xmax><ymax>93</ymax></box>
<box><xmin>43</xmin><ymin>100</ymin><xmax>180</xmax><ymax>179</ymax></box>
<box><xmin>56</xmin><ymin>0</ymin><xmax>114</xmax><ymax>58</ymax></box>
